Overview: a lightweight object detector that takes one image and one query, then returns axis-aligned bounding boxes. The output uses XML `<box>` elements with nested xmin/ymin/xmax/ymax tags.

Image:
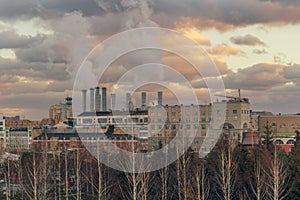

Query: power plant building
<box><xmin>49</xmin><ymin>97</ymin><xmax>73</xmax><ymax>123</ymax></box>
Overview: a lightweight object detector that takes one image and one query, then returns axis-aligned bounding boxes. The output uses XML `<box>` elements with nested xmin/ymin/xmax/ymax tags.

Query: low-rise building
<box><xmin>258</xmin><ymin>114</ymin><xmax>300</xmax><ymax>135</ymax></box>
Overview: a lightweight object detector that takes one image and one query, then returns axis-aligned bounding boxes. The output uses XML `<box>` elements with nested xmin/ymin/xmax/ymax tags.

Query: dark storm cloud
<box><xmin>230</xmin><ymin>34</ymin><xmax>266</xmax><ymax>46</ymax></box>
<box><xmin>0</xmin><ymin>0</ymin><xmax>104</xmax><ymax>20</ymax></box>
<box><xmin>153</xmin><ymin>0</ymin><xmax>300</xmax><ymax>29</ymax></box>
<box><xmin>0</xmin><ymin>31</ymin><xmax>45</xmax><ymax>49</ymax></box>
<box><xmin>0</xmin><ymin>56</ymin><xmax>70</xmax><ymax>82</ymax></box>
<box><xmin>0</xmin><ymin>0</ymin><xmax>40</xmax><ymax>20</ymax></box>
<box><xmin>40</xmin><ymin>0</ymin><xmax>103</xmax><ymax>16</ymax></box>
<box><xmin>14</xmin><ymin>36</ymin><xmax>69</xmax><ymax>63</ymax></box>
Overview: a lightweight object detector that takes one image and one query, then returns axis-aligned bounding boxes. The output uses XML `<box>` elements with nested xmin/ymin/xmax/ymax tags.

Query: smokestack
<box><xmin>102</xmin><ymin>87</ymin><xmax>107</xmax><ymax>111</ymax></box>
<box><xmin>90</xmin><ymin>88</ymin><xmax>94</xmax><ymax>112</ymax></box>
<box><xmin>61</xmin><ymin>103</ymin><xmax>66</xmax><ymax>121</ymax></box>
<box><xmin>81</xmin><ymin>90</ymin><xmax>87</xmax><ymax>113</ymax></box>
<box><xmin>158</xmin><ymin>91</ymin><xmax>163</xmax><ymax>106</ymax></box>
<box><xmin>141</xmin><ymin>92</ymin><xmax>146</xmax><ymax>108</ymax></box>
<box><xmin>111</xmin><ymin>93</ymin><xmax>116</xmax><ymax>111</ymax></box>
<box><xmin>95</xmin><ymin>87</ymin><xmax>101</xmax><ymax>112</ymax></box>
<box><xmin>126</xmin><ymin>93</ymin><xmax>131</xmax><ymax>111</ymax></box>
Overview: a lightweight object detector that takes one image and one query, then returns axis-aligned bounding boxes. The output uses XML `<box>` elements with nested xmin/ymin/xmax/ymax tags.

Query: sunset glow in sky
<box><xmin>0</xmin><ymin>0</ymin><xmax>300</xmax><ymax>119</ymax></box>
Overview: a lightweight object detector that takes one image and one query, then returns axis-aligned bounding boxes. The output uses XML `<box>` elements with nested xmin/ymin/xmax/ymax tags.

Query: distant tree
<box><xmin>262</xmin><ymin>120</ymin><xmax>274</xmax><ymax>151</ymax></box>
<box><xmin>289</xmin><ymin>130</ymin><xmax>300</xmax><ymax>199</ymax></box>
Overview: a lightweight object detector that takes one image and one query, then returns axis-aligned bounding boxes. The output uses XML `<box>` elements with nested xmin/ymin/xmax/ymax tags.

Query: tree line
<box><xmin>0</xmin><ymin>132</ymin><xmax>300</xmax><ymax>200</ymax></box>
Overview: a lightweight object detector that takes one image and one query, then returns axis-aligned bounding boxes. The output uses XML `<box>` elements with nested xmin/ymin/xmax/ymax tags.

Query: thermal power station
<box><xmin>95</xmin><ymin>87</ymin><xmax>101</xmax><ymax>112</ymax></box>
<box><xmin>158</xmin><ymin>91</ymin><xmax>163</xmax><ymax>106</ymax></box>
<box><xmin>90</xmin><ymin>88</ymin><xmax>94</xmax><ymax>112</ymax></box>
<box><xmin>81</xmin><ymin>90</ymin><xmax>87</xmax><ymax>112</ymax></box>
<box><xmin>102</xmin><ymin>87</ymin><xmax>107</xmax><ymax>111</ymax></box>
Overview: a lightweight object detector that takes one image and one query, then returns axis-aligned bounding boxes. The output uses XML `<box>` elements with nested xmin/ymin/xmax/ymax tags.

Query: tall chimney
<box><xmin>81</xmin><ymin>90</ymin><xmax>87</xmax><ymax>113</ymax></box>
<box><xmin>95</xmin><ymin>87</ymin><xmax>101</xmax><ymax>112</ymax></box>
<box><xmin>90</xmin><ymin>88</ymin><xmax>94</xmax><ymax>112</ymax></box>
<box><xmin>158</xmin><ymin>91</ymin><xmax>163</xmax><ymax>106</ymax></box>
<box><xmin>111</xmin><ymin>93</ymin><xmax>116</xmax><ymax>111</ymax></box>
<box><xmin>141</xmin><ymin>92</ymin><xmax>146</xmax><ymax>108</ymax></box>
<box><xmin>126</xmin><ymin>93</ymin><xmax>131</xmax><ymax>111</ymax></box>
<box><xmin>102</xmin><ymin>87</ymin><xmax>107</xmax><ymax>111</ymax></box>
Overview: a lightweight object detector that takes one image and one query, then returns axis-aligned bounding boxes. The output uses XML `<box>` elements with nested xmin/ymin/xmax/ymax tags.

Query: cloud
<box><xmin>206</xmin><ymin>44</ymin><xmax>242</xmax><ymax>56</ymax></box>
<box><xmin>153</xmin><ymin>0</ymin><xmax>300</xmax><ymax>31</ymax></box>
<box><xmin>177</xmin><ymin>28</ymin><xmax>211</xmax><ymax>46</ymax></box>
<box><xmin>192</xmin><ymin>63</ymin><xmax>287</xmax><ymax>90</ymax></box>
<box><xmin>230</xmin><ymin>34</ymin><xmax>266</xmax><ymax>46</ymax></box>
<box><xmin>223</xmin><ymin>63</ymin><xmax>286</xmax><ymax>90</ymax></box>
<box><xmin>283</xmin><ymin>64</ymin><xmax>300</xmax><ymax>80</ymax></box>
<box><xmin>253</xmin><ymin>49</ymin><xmax>268</xmax><ymax>54</ymax></box>
<box><xmin>0</xmin><ymin>30</ymin><xmax>45</xmax><ymax>49</ymax></box>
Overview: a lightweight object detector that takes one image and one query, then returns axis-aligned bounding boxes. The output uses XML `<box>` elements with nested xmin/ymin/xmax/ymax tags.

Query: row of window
<box><xmin>150</xmin><ymin>124</ymin><xmax>206</xmax><ymax>130</ymax></box>
<box><xmin>80</xmin><ymin>117</ymin><xmax>148</xmax><ymax>124</ymax></box>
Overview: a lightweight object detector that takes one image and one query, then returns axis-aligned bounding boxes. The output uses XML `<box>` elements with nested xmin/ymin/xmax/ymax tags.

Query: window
<box><xmin>233</xmin><ymin>110</ymin><xmax>238</xmax><ymax>114</ymax></box>
<box><xmin>287</xmin><ymin>140</ymin><xmax>295</xmax><ymax>145</ymax></box>
<box><xmin>275</xmin><ymin>140</ymin><xmax>284</xmax><ymax>144</ymax></box>
<box><xmin>186</xmin><ymin>124</ymin><xmax>191</xmax><ymax>130</ymax></box>
<box><xmin>83</xmin><ymin>118</ymin><xmax>93</xmax><ymax>124</ymax></box>
<box><xmin>201</xmin><ymin>124</ymin><xmax>206</xmax><ymax>130</ymax></box>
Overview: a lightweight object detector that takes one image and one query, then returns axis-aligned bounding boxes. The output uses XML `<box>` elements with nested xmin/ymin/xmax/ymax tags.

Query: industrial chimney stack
<box><xmin>90</xmin><ymin>88</ymin><xmax>94</xmax><ymax>112</ymax></box>
<box><xmin>81</xmin><ymin>90</ymin><xmax>87</xmax><ymax>113</ymax></box>
<box><xmin>141</xmin><ymin>92</ymin><xmax>146</xmax><ymax>109</ymax></box>
<box><xmin>102</xmin><ymin>87</ymin><xmax>107</xmax><ymax>111</ymax></box>
<box><xmin>158</xmin><ymin>91</ymin><xmax>163</xmax><ymax>106</ymax></box>
<box><xmin>95</xmin><ymin>87</ymin><xmax>101</xmax><ymax>112</ymax></box>
<box><xmin>111</xmin><ymin>93</ymin><xmax>116</xmax><ymax>111</ymax></box>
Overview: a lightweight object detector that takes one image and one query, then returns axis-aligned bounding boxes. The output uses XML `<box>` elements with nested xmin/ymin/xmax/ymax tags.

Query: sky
<box><xmin>0</xmin><ymin>0</ymin><xmax>300</xmax><ymax>120</ymax></box>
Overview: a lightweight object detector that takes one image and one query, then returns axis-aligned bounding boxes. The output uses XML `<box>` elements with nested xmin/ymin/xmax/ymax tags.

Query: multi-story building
<box><xmin>0</xmin><ymin>113</ymin><xmax>5</xmax><ymax>146</ymax></box>
<box><xmin>76</xmin><ymin>110</ymin><xmax>149</xmax><ymax>138</ymax></box>
<box><xmin>3</xmin><ymin>128</ymin><xmax>33</xmax><ymax>150</ymax></box>
<box><xmin>0</xmin><ymin>113</ymin><xmax>5</xmax><ymax>132</ymax></box>
<box><xmin>218</xmin><ymin>98</ymin><xmax>251</xmax><ymax>138</ymax></box>
<box><xmin>258</xmin><ymin>114</ymin><xmax>300</xmax><ymax>134</ymax></box>
<box><xmin>49</xmin><ymin>97</ymin><xmax>73</xmax><ymax>123</ymax></box>
<box><xmin>148</xmin><ymin>98</ymin><xmax>251</xmax><ymax>139</ymax></box>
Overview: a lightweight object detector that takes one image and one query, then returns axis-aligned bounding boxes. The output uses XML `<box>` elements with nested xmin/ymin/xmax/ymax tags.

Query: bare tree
<box><xmin>266</xmin><ymin>145</ymin><xmax>289</xmax><ymax>200</ymax></box>
<box><xmin>64</xmin><ymin>146</ymin><xmax>69</xmax><ymax>200</ymax></box>
<box><xmin>250</xmin><ymin>146</ymin><xmax>267</xmax><ymax>200</ymax></box>
<box><xmin>195</xmin><ymin>161</ymin><xmax>209</xmax><ymax>200</ymax></box>
<box><xmin>215</xmin><ymin>133</ymin><xmax>237</xmax><ymax>200</ymax></box>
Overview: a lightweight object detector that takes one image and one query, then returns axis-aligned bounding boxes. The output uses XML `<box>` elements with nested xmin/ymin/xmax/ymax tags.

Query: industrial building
<box><xmin>49</xmin><ymin>97</ymin><xmax>73</xmax><ymax>123</ymax></box>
